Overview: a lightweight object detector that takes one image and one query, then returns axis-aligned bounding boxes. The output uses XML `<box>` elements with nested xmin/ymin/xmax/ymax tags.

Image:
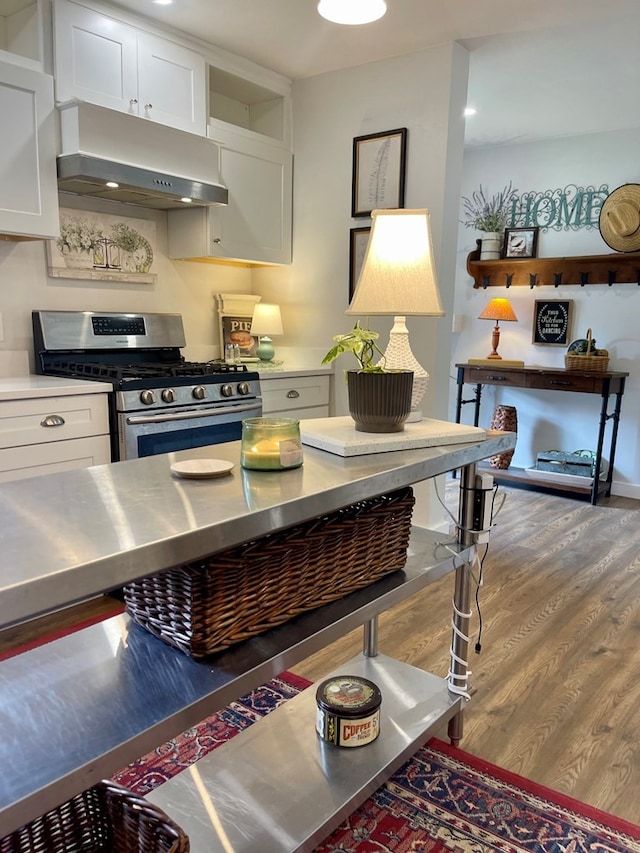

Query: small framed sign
<box><xmin>532</xmin><ymin>299</ymin><xmax>573</xmax><ymax>346</ymax></box>
<box><xmin>503</xmin><ymin>226</ymin><xmax>539</xmax><ymax>258</ymax></box>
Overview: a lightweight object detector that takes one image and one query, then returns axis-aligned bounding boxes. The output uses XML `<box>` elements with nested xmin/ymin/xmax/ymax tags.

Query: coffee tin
<box><xmin>315</xmin><ymin>675</ymin><xmax>382</xmax><ymax>748</ymax></box>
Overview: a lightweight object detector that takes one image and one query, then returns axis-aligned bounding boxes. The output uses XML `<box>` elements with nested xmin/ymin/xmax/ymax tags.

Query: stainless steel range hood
<box><xmin>57</xmin><ymin>103</ymin><xmax>228</xmax><ymax>210</ymax></box>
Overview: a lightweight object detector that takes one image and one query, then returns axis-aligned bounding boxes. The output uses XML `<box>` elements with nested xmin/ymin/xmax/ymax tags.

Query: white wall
<box><xmin>0</xmin><ymin>196</ymin><xmax>252</xmax><ymax>369</ymax></box>
<box><xmin>254</xmin><ymin>43</ymin><xmax>469</xmax><ymax>425</ymax></box>
<box><xmin>253</xmin><ymin>43</ymin><xmax>470</xmax><ymax>530</ymax></box>
<box><xmin>451</xmin><ymin>127</ymin><xmax>640</xmax><ymax>497</ymax></box>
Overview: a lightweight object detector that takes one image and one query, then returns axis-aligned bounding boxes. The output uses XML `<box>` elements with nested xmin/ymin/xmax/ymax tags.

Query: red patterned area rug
<box><xmin>113</xmin><ymin>672</ymin><xmax>640</xmax><ymax>853</ymax></box>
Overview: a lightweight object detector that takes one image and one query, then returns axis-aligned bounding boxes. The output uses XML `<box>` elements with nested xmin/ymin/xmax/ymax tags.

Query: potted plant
<box><xmin>461</xmin><ymin>182</ymin><xmax>517</xmax><ymax>259</ymax></box>
<box><xmin>322</xmin><ymin>322</ymin><xmax>413</xmax><ymax>433</ymax></box>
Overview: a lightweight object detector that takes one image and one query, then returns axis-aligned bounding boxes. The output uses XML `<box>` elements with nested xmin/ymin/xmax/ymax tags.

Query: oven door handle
<box><xmin>126</xmin><ymin>403</ymin><xmax>260</xmax><ymax>425</ymax></box>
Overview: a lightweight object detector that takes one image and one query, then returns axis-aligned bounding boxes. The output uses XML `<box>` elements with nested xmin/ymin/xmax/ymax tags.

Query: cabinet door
<box><xmin>217</xmin><ymin>137</ymin><xmax>292</xmax><ymax>264</ymax></box>
<box><xmin>0</xmin><ymin>60</ymin><xmax>59</xmax><ymax>239</ymax></box>
<box><xmin>54</xmin><ymin>0</ymin><xmax>138</xmax><ymax>114</ymax></box>
<box><xmin>137</xmin><ymin>33</ymin><xmax>206</xmax><ymax>135</ymax></box>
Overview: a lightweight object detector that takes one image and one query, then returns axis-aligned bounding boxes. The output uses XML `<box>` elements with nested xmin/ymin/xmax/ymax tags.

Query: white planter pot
<box><xmin>480</xmin><ymin>231</ymin><xmax>502</xmax><ymax>260</ymax></box>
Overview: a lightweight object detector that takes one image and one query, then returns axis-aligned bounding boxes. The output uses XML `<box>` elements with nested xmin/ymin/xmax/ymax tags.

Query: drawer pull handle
<box><xmin>486</xmin><ymin>375</ymin><xmax>507</xmax><ymax>381</ymax></box>
<box><xmin>286</xmin><ymin>390</ymin><xmax>300</xmax><ymax>399</ymax></box>
<box><xmin>550</xmin><ymin>380</ymin><xmax>572</xmax><ymax>386</ymax></box>
<box><xmin>41</xmin><ymin>414</ymin><xmax>65</xmax><ymax>427</ymax></box>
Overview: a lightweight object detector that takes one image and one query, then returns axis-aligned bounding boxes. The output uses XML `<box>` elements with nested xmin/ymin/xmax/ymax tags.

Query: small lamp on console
<box><xmin>250</xmin><ymin>303</ymin><xmax>283</xmax><ymax>362</ymax></box>
<box><xmin>478</xmin><ymin>297</ymin><xmax>518</xmax><ymax>360</ymax></box>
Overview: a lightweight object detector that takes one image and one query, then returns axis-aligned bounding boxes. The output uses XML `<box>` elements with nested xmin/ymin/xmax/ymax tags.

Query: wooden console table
<box><xmin>455</xmin><ymin>364</ymin><xmax>628</xmax><ymax>505</ymax></box>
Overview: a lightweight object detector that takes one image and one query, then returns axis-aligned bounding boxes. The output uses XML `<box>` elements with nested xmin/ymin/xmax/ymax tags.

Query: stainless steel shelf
<box><xmin>0</xmin><ymin>432</ymin><xmax>514</xmax><ymax>629</ymax></box>
<box><xmin>147</xmin><ymin>654</ymin><xmax>461</xmax><ymax>853</ymax></box>
<box><xmin>0</xmin><ymin>527</ymin><xmax>472</xmax><ymax>838</ymax></box>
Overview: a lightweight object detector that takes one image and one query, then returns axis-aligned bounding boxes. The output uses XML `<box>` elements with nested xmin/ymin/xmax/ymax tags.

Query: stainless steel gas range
<box><xmin>32</xmin><ymin>310</ymin><xmax>262</xmax><ymax>461</ymax></box>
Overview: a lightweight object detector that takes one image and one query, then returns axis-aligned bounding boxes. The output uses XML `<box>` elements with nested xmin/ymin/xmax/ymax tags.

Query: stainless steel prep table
<box><xmin>0</xmin><ymin>429</ymin><xmax>515</xmax><ymax>842</ymax></box>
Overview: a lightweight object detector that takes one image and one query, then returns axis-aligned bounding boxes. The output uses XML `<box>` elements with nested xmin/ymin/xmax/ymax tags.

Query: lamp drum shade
<box><xmin>250</xmin><ymin>303</ymin><xmax>283</xmax><ymax>337</ymax></box>
<box><xmin>478</xmin><ymin>298</ymin><xmax>518</xmax><ymax>323</ymax></box>
<box><xmin>346</xmin><ymin>209</ymin><xmax>445</xmax><ymax>317</ymax></box>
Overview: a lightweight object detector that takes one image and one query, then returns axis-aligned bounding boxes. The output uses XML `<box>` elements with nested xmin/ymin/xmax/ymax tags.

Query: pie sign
<box><xmin>532</xmin><ymin>300</ymin><xmax>572</xmax><ymax>346</ymax></box>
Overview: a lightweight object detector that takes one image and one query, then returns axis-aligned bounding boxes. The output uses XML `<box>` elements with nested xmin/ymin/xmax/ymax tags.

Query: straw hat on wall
<box><xmin>599</xmin><ymin>183</ymin><xmax>640</xmax><ymax>252</ymax></box>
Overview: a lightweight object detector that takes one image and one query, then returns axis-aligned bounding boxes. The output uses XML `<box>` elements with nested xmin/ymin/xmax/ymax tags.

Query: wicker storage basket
<box><xmin>0</xmin><ymin>780</ymin><xmax>189</xmax><ymax>853</ymax></box>
<box><xmin>564</xmin><ymin>328</ymin><xmax>609</xmax><ymax>372</ymax></box>
<box><xmin>124</xmin><ymin>487</ymin><xmax>415</xmax><ymax>659</ymax></box>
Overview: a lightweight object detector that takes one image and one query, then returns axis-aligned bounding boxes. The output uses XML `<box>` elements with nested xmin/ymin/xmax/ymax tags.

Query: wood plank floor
<box><xmin>292</xmin><ymin>482</ymin><xmax>640</xmax><ymax>825</ymax></box>
<box><xmin>2</xmin><ymin>483</ymin><xmax>639</xmax><ymax>824</ymax></box>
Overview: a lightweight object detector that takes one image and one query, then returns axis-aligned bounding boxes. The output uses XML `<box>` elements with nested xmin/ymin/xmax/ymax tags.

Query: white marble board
<box><xmin>299</xmin><ymin>416</ymin><xmax>486</xmax><ymax>457</ymax></box>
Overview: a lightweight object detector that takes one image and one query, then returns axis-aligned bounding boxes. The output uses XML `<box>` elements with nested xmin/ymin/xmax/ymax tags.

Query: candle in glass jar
<box><xmin>241</xmin><ymin>418</ymin><xmax>303</xmax><ymax>470</ymax></box>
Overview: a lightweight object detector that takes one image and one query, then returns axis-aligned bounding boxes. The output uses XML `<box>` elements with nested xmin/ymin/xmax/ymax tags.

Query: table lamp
<box><xmin>346</xmin><ymin>208</ymin><xmax>445</xmax><ymax>421</ymax></box>
<box><xmin>250</xmin><ymin>303</ymin><xmax>283</xmax><ymax>362</ymax></box>
<box><xmin>478</xmin><ymin>298</ymin><xmax>518</xmax><ymax>359</ymax></box>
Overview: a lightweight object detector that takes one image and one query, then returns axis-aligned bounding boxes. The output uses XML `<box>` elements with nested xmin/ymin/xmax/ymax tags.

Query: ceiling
<box><xmin>114</xmin><ymin>0</ymin><xmax>640</xmax><ymax>146</ymax></box>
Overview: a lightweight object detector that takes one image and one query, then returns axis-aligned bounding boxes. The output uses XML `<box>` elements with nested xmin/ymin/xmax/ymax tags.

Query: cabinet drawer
<box><xmin>0</xmin><ymin>435</ymin><xmax>111</xmax><ymax>482</ymax></box>
<box><xmin>526</xmin><ymin>373</ymin><xmax>597</xmax><ymax>393</ymax></box>
<box><xmin>463</xmin><ymin>368</ymin><xmax>526</xmax><ymax>388</ymax></box>
<box><xmin>0</xmin><ymin>394</ymin><xmax>109</xmax><ymax>449</ymax></box>
<box><xmin>261</xmin><ymin>375</ymin><xmax>329</xmax><ymax>415</ymax></box>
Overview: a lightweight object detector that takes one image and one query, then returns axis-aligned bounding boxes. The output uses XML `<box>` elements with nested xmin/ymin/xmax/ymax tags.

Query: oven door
<box><xmin>118</xmin><ymin>400</ymin><xmax>262</xmax><ymax>460</ymax></box>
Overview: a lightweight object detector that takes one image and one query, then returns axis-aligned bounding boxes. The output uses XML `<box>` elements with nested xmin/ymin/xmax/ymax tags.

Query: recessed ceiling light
<box><xmin>153</xmin><ymin>0</ymin><xmax>173</xmax><ymax>5</ymax></box>
<box><xmin>180</xmin><ymin>197</ymin><xmax>193</xmax><ymax>204</ymax></box>
<box><xmin>106</xmin><ymin>181</ymin><xmax>119</xmax><ymax>188</ymax></box>
<box><xmin>464</xmin><ymin>107</ymin><xmax>477</xmax><ymax>117</ymax></box>
<box><xmin>317</xmin><ymin>0</ymin><xmax>386</xmax><ymax>25</ymax></box>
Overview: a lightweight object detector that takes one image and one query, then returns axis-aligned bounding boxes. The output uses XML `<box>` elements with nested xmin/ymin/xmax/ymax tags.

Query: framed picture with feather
<box><xmin>351</xmin><ymin>128</ymin><xmax>407</xmax><ymax>218</ymax></box>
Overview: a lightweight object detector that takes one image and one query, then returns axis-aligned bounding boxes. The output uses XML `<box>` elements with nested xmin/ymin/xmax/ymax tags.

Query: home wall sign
<box><xmin>48</xmin><ymin>209</ymin><xmax>156</xmax><ymax>284</ymax></box>
<box><xmin>532</xmin><ymin>299</ymin><xmax>573</xmax><ymax>346</ymax></box>
<box><xmin>507</xmin><ymin>184</ymin><xmax>610</xmax><ymax>232</ymax></box>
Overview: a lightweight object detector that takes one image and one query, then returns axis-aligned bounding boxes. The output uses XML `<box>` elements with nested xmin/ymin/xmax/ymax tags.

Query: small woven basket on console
<box><xmin>564</xmin><ymin>328</ymin><xmax>609</xmax><ymax>373</ymax></box>
<box><xmin>0</xmin><ymin>780</ymin><xmax>189</xmax><ymax>853</ymax></box>
<box><xmin>124</xmin><ymin>487</ymin><xmax>415</xmax><ymax>659</ymax></box>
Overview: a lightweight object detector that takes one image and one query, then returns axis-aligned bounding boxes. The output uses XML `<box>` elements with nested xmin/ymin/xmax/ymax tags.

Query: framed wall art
<box><xmin>351</xmin><ymin>127</ymin><xmax>407</xmax><ymax>218</ymax></box>
<box><xmin>349</xmin><ymin>226</ymin><xmax>371</xmax><ymax>301</ymax></box>
<box><xmin>47</xmin><ymin>209</ymin><xmax>156</xmax><ymax>284</ymax></box>
<box><xmin>532</xmin><ymin>299</ymin><xmax>573</xmax><ymax>346</ymax></box>
<box><xmin>503</xmin><ymin>226</ymin><xmax>539</xmax><ymax>259</ymax></box>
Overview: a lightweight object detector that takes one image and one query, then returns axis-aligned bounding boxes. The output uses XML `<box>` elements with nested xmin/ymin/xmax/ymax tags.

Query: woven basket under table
<box><xmin>124</xmin><ymin>487</ymin><xmax>415</xmax><ymax>659</ymax></box>
<box><xmin>0</xmin><ymin>780</ymin><xmax>189</xmax><ymax>853</ymax></box>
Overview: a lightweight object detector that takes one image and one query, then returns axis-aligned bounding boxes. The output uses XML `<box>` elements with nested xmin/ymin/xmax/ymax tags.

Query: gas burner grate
<box><xmin>45</xmin><ymin>359</ymin><xmax>248</xmax><ymax>382</ymax></box>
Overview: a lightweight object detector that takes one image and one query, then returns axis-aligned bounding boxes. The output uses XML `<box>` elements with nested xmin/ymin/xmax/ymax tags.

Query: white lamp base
<box><xmin>380</xmin><ymin>316</ymin><xmax>429</xmax><ymax>421</ymax></box>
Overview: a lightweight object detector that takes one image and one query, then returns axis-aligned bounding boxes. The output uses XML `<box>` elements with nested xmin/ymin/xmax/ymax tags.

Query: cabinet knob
<box><xmin>41</xmin><ymin>414</ymin><xmax>65</xmax><ymax>427</ymax></box>
<box><xmin>129</xmin><ymin>98</ymin><xmax>138</xmax><ymax>105</ymax></box>
<box><xmin>212</xmin><ymin>238</ymin><xmax>221</xmax><ymax>244</ymax></box>
<box><xmin>286</xmin><ymin>390</ymin><xmax>300</xmax><ymax>399</ymax></box>
<box><xmin>144</xmin><ymin>103</ymin><xmax>153</xmax><ymax>110</ymax></box>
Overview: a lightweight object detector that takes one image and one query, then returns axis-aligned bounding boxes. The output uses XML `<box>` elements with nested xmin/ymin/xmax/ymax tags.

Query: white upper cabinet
<box><xmin>53</xmin><ymin>0</ymin><xmax>206</xmax><ymax>135</ymax></box>
<box><xmin>168</xmin><ymin>127</ymin><xmax>292</xmax><ymax>265</ymax></box>
<box><xmin>0</xmin><ymin>0</ymin><xmax>43</xmax><ymax>67</ymax></box>
<box><xmin>0</xmin><ymin>59</ymin><xmax>59</xmax><ymax>239</ymax></box>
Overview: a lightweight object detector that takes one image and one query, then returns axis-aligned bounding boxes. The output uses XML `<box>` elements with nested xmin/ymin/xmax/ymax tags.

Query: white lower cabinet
<box><xmin>0</xmin><ymin>60</ymin><xmax>59</xmax><ymax>239</ymax></box>
<box><xmin>0</xmin><ymin>392</ymin><xmax>111</xmax><ymax>482</ymax></box>
<box><xmin>260</xmin><ymin>373</ymin><xmax>329</xmax><ymax>419</ymax></box>
<box><xmin>168</xmin><ymin>125</ymin><xmax>292</xmax><ymax>264</ymax></box>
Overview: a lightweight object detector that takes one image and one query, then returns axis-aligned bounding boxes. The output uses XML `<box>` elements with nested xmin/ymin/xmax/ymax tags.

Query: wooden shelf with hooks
<box><xmin>467</xmin><ymin>240</ymin><xmax>640</xmax><ymax>289</ymax></box>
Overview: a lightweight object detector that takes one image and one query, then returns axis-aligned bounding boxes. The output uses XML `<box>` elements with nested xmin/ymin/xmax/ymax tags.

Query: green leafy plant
<box><xmin>110</xmin><ymin>222</ymin><xmax>144</xmax><ymax>253</ymax></box>
<box><xmin>461</xmin><ymin>182</ymin><xmax>517</xmax><ymax>232</ymax></box>
<box><xmin>321</xmin><ymin>322</ymin><xmax>388</xmax><ymax>373</ymax></box>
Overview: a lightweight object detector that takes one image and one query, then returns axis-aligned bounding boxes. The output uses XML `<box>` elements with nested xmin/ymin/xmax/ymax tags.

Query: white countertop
<box><xmin>257</xmin><ymin>364</ymin><xmax>332</xmax><ymax>380</ymax></box>
<box><xmin>0</xmin><ymin>375</ymin><xmax>112</xmax><ymax>400</ymax></box>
